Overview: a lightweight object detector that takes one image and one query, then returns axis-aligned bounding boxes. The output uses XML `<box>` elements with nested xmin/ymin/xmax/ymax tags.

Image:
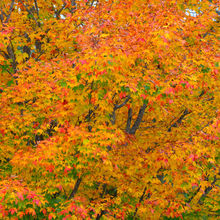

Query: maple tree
<box><xmin>0</xmin><ymin>0</ymin><xmax>219</xmax><ymax>219</ymax></box>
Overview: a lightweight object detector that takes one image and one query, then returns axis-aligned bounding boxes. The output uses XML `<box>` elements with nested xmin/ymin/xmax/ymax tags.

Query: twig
<box><xmin>55</xmin><ymin>3</ymin><xmax>67</xmax><ymax>19</ymax></box>
<box><xmin>5</xmin><ymin>0</ymin><xmax>15</xmax><ymax>23</ymax></box>
<box><xmin>96</xmin><ymin>210</ymin><xmax>107</xmax><ymax>220</ymax></box>
<box><xmin>18</xmin><ymin>0</ymin><xmax>38</xmax><ymax>25</ymax></box>
<box><xmin>0</xmin><ymin>0</ymin><xmax>15</xmax><ymax>23</ymax></box>
<box><xmin>168</xmin><ymin>108</ymin><xmax>191</xmax><ymax>132</ymax></box>
<box><xmin>187</xmin><ymin>186</ymin><xmax>201</xmax><ymax>204</ymax></box>
<box><xmin>133</xmin><ymin>187</ymin><xmax>147</xmax><ymax>218</ymax></box>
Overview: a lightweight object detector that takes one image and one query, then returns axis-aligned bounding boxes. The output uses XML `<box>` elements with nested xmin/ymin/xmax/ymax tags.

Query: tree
<box><xmin>0</xmin><ymin>0</ymin><xmax>219</xmax><ymax>219</ymax></box>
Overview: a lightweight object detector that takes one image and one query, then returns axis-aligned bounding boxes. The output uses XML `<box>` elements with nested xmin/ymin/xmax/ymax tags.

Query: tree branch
<box><xmin>133</xmin><ymin>187</ymin><xmax>148</xmax><ymax>218</ymax></box>
<box><xmin>96</xmin><ymin>210</ymin><xmax>107</xmax><ymax>220</ymax></box>
<box><xmin>168</xmin><ymin>108</ymin><xmax>191</xmax><ymax>132</ymax></box>
<box><xmin>126</xmin><ymin>108</ymin><xmax>132</xmax><ymax>133</ymax></box>
<box><xmin>5</xmin><ymin>0</ymin><xmax>15</xmax><ymax>23</ymax></box>
<box><xmin>0</xmin><ymin>1</ymin><xmax>15</xmax><ymax>24</ymax></box>
<box><xmin>110</xmin><ymin>95</ymin><xmax>131</xmax><ymax>125</ymax></box>
<box><xmin>114</xmin><ymin>95</ymin><xmax>131</xmax><ymax>110</ymax></box>
<box><xmin>198</xmin><ymin>175</ymin><xmax>218</xmax><ymax>205</ymax></box>
<box><xmin>68</xmin><ymin>177</ymin><xmax>82</xmax><ymax>200</ymax></box>
<box><xmin>110</xmin><ymin>111</ymin><xmax>116</xmax><ymax>125</ymax></box>
<box><xmin>67</xmin><ymin>0</ymin><xmax>76</xmax><ymax>14</ymax></box>
<box><xmin>34</xmin><ymin>0</ymin><xmax>39</xmax><ymax>18</ymax></box>
<box><xmin>7</xmin><ymin>40</ymin><xmax>18</xmax><ymax>79</ymax></box>
<box><xmin>18</xmin><ymin>0</ymin><xmax>38</xmax><ymax>26</ymax></box>
<box><xmin>0</xmin><ymin>9</ymin><xmax>4</xmax><ymax>24</ymax></box>
<box><xmin>128</xmin><ymin>104</ymin><xmax>147</xmax><ymax>134</ymax></box>
<box><xmin>55</xmin><ymin>3</ymin><xmax>67</xmax><ymax>19</ymax></box>
<box><xmin>187</xmin><ymin>186</ymin><xmax>201</xmax><ymax>204</ymax></box>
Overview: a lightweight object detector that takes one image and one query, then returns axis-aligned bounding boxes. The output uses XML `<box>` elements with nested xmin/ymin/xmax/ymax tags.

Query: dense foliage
<box><xmin>0</xmin><ymin>0</ymin><xmax>219</xmax><ymax>219</ymax></box>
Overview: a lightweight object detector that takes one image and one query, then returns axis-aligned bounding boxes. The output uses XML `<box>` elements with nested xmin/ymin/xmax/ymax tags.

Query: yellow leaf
<box><xmin>37</xmin><ymin>129</ymin><xmax>44</xmax><ymax>134</ymax></box>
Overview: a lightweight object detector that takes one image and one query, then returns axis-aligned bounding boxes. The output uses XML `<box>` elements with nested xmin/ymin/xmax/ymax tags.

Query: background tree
<box><xmin>0</xmin><ymin>0</ymin><xmax>219</xmax><ymax>219</ymax></box>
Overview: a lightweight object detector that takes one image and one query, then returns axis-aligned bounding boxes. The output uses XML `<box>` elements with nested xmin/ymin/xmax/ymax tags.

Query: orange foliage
<box><xmin>0</xmin><ymin>0</ymin><xmax>219</xmax><ymax>219</ymax></box>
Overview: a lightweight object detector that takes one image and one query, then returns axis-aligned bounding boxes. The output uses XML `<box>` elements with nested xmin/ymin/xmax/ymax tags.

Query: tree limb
<box><xmin>110</xmin><ymin>95</ymin><xmax>131</xmax><ymax>125</ymax></box>
<box><xmin>18</xmin><ymin>0</ymin><xmax>38</xmax><ymax>26</ymax></box>
<box><xmin>34</xmin><ymin>0</ymin><xmax>39</xmax><ymax>18</ymax></box>
<box><xmin>96</xmin><ymin>210</ymin><xmax>107</xmax><ymax>220</ymax></box>
<box><xmin>5</xmin><ymin>0</ymin><xmax>15</xmax><ymax>23</ymax></box>
<box><xmin>110</xmin><ymin>110</ymin><xmax>116</xmax><ymax>125</ymax></box>
<box><xmin>168</xmin><ymin>108</ymin><xmax>191</xmax><ymax>132</ymax></box>
<box><xmin>198</xmin><ymin>175</ymin><xmax>218</xmax><ymax>205</ymax></box>
<box><xmin>187</xmin><ymin>186</ymin><xmax>201</xmax><ymax>204</ymax></box>
<box><xmin>114</xmin><ymin>95</ymin><xmax>131</xmax><ymax>110</ymax></box>
<box><xmin>128</xmin><ymin>104</ymin><xmax>147</xmax><ymax>134</ymax></box>
<box><xmin>68</xmin><ymin>177</ymin><xmax>82</xmax><ymax>200</ymax></box>
<box><xmin>126</xmin><ymin>108</ymin><xmax>132</xmax><ymax>133</ymax></box>
<box><xmin>133</xmin><ymin>187</ymin><xmax>148</xmax><ymax>218</ymax></box>
<box><xmin>55</xmin><ymin>3</ymin><xmax>67</xmax><ymax>19</ymax></box>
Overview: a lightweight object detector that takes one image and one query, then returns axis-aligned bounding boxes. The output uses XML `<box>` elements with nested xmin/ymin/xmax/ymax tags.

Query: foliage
<box><xmin>0</xmin><ymin>0</ymin><xmax>219</xmax><ymax>219</ymax></box>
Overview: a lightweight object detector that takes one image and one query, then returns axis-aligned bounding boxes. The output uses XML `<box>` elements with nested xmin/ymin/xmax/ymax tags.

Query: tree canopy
<box><xmin>0</xmin><ymin>0</ymin><xmax>219</xmax><ymax>219</ymax></box>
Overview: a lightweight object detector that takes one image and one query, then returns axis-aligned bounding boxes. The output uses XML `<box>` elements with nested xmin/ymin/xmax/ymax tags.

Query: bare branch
<box><xmin>68</xmin><ymin>177</ymin><xmax>82</xmax><ymax>199</ymax></box>
<box><xmin>91</xmin><ymin>0</ymin><xmax>96</xmax><ymax>7</ymax></box>
<box><xmin>0</xmin><ymin>49</ymin><xmax>10</xmax><ymax>59</ymax></box>
<box><xmin>114</xmin><ymin>95</ymin><xmax>131</xmax><ymax>110</ymax></box>
<box><xmin>55</xmin><ymin>3</ymin><xmax>67</xmax><ymax>19</ymax></box>
<box><xmin>110</xmin><ymin>95</ymin><xmax>131</xmax><ymax>125</ymax></box>
<box><xmin>187</xmin><ymin>186</ymin><xmax>201</xmax><ymax>204</ymax></box>
<box><xmin>5</xmin><ymin>0</ymin><xmax>15</xmax><ymax>23</ymax></box>
<box><xmin>0</xmin><ymin>63</ymin><xmax>12</xmax><ymax>76</ymax></box>
<box><xmin>133</xmin><ymin>187</ymin><xmax>149</xmax><ymax>217</ymax></box>
<box><xmin>34</xmin><ymin>0</ymin><xmax>39</xmax><ymax>18</ymax></box>
<box><xmin>128</xmin><ymin>104</ymin><xmax>147</xmax><ymax>134</ymax></box>
<box><xmin>18</xmin><ymin>0</ymin><xmax>38</xmax><ymax>25</ymax></box>
<box><xmin>110</xmin><ymin>111</ymin><xmax>116</xmax><ymax>125</ymax></box>
<box><xmin>168</xmin><ymin>108</ymin><xmax>191</xmax><ymax>132</ymax></box>
<box><xmin>96</xmin><ymin>210</ymin><xmax>107</xmax><ymax>220</ymax></box>
<box><xmin>198</xmin><ymin>175</ymin><xmax>218</xmax><ymax>205</ymax></box>
<box><xmin>0</xmin><ymin>10</ymin><xmax>4</xmax><ymax>24</ymax></box>
<box><xmin>5</xmin><ymin>40</ymin><xmax>18</xmax><ymax>81</ymax></box>
<box><xmin>187</xmin><ymin>174</ymin><xmax>218</xmax><ymax>205</ymax></box>
<box><xmin>125</xmin><ymin>108</ymin><xmax>132</xmax><ymax>133</ymax></box>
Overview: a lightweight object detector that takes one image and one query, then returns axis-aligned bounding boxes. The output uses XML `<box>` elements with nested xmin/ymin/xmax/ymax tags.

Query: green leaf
<box><xmin>83</xmin><ymin>139</ymin><xmax>89</xmax><ymax>145</ymax></box>
<box><xmin>107</xmin><ymin>60</ymin><xmax>113</xmax><ymax>65</ymax></box>
<box><xmin>196</xmin><ymin>125</ymin><xmax>200</xmax><ymax>130</ymax></box>
<box><xmin>143</xmin><ymin>99</ymin><xmax>149</xmax><ymax>105</ymax></box>
<box><xmin>135</xmin><ymin>58</ymin><xmax>142</xmax><ymax>66</ymax></box>
<box><xmin>0</xmin><ymin>64</ymin><xmax>10</xmax><ymax>73</ymax></box>
<box><xmin>72</xmin><ymin>84</ymin><xmax>84</xmax><ymax>91</ymax></box>
<box><xmin>78</xmin><ymin>84</ymin><xmax>84</xmax><ymax>90</ymax></box>
<box><xmin>7</xmin><ymin>79</ymin><xmax>14</xmax><ymax>87</ymax></box>
<box><xmin>144</xmin><ymin>83</ymin><xmax>151</xmax><ymax>91</ymax></box>
<box><xmin>98</xmin><ymin>89</ymin><xmax>107</xmax><ymax>100</ymax></box>
<box><xmin>77</xmin><ymin>74</ymin><xmax>81</xmax><ymax>82</ymax></box>
<box><xmin>200</xmin><ymin>65</ymin><xmax>211</xmax><ymax>73</ymax></box>
<box><xmin>121</xmin><ymin>86</ymin><xmax>130</xmax><ymax>92</ymax></box>
<box><xmin>59</xmin><ymin>80</ymin><xmax>67</xmax><ymax>87</ymax></box>
<box><xmin>181</xmin><ymin>83</ymin><xmax>186</xmax><ymax>88</ymax></box>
